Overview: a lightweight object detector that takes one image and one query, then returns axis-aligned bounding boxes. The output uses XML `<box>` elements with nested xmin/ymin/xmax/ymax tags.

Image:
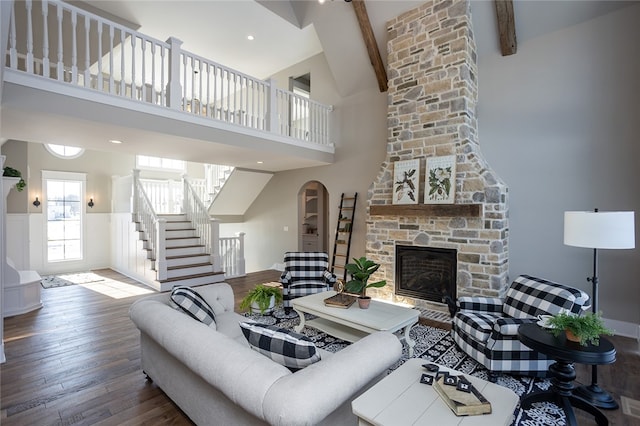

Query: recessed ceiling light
<box><xmin>109</xmin><ymin>139</ymin><xmax>123</xmax><ymax>144</ymax></box>
<box><xmin>247</xmin><ymin>35</ymin><xmax>255</xmax><ymax>41</ymax></box>
<box><xmin>257</xmin><ymin>161</ymin><xmax>263</xmax><ymax>164</ymax></box>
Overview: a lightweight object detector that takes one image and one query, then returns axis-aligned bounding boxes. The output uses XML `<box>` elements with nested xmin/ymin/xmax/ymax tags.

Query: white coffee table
<box><xmin>292</xmin><ymin>291</ymin><xmax>420</xmax><ymax>356</ymax></box>
<box><xmin>352</xmin><ymin>358</ymin><xmax>519</xmax><ymax>426</ymax></box>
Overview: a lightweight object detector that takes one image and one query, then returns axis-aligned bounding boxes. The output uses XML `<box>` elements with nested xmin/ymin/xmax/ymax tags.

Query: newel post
<box><xmin>265</xmin><ymin>78</ymin><xmax>278</xmax><ymax>133</ymax></box>
<box><xmin>132</xmin><ymin>169</ymin><xmax>140</xmax><ymax>223</ymax></box>
<box><xmin>236</xmin><ymin>232</ymin><xmax>246</xmax><ymax>277</ymax></box>
<box><xmin>156</xmin><ymin>218</ymin><xmax>167</xmax><ymax>281</ymax></box>
<box><xmin>165</xmin><ymin>36</ymin><xmax>183</xmax><ymax>110</ymax></box>
<box><xmin>210</xmin><ymin>218</ymin><xmax>221</xmax><ymax>272</ymax></box>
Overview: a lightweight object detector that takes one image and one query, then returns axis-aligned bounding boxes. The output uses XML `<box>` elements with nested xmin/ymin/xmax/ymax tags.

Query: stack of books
<box><xmin>432</xmin><ymin>373</ymin><xmax>492</xmax><ymax>416</ymax></box>
<box><xmin>323</xmin><ymin>293</ymin><xmax>356</xmax><ymax>308</ymax></box>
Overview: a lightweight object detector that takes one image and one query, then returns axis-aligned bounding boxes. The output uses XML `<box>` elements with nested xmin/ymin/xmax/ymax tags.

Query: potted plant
<box><xmin>344</xmin><ymin>257</ymin><xmax>386</xmax><ymax>309</ymax></box>
<box><xmin>3</xmin><ymin>166</ymin><xmax>26</xmax><ymax>192</ymax></box>
<box><xmin>547</xmin><ymin>311</ymin><xmax>614</xmax><ymax>346</ymax></box>
<box><xmin>239</xmin><ymin>284</ymin><xmax>283</xmax><ymax>314</ymax></box>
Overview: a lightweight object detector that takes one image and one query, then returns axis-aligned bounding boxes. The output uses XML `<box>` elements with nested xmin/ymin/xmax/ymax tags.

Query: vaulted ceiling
<box><xmin>81</xmin><ymin>0</ymin><xmax>635</xmax><ymax>97</ymax></box>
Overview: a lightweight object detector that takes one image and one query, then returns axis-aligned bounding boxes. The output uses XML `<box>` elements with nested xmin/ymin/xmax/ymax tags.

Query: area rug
<box><xmin>245</xmin><ymin>307</ymin><xmax>567</xmax><ymax>426</ymax></box>
<box><xmin>41</xmin><ymin>272</ymin><xmax>105</xmax><ymax>288</ymax></box>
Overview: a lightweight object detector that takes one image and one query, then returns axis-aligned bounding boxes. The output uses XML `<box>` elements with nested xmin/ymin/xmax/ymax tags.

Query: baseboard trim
<box><xmin>603</xmin><ymin>317</ymin><xmax>640</xmax><ymax>341</ymax></box>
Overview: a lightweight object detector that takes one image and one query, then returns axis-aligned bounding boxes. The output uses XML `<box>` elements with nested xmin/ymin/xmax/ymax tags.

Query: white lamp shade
<box><xmin>564</xmin><ymin>211</ymin><xmax>635</xmax><ymax>249</ymax></box>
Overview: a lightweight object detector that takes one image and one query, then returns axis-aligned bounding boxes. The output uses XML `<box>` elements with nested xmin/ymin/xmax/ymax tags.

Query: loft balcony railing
<box><xmin>6</xmin><ymin>0</ymin><xmax>333</xmax><ymax>147</ymax></box>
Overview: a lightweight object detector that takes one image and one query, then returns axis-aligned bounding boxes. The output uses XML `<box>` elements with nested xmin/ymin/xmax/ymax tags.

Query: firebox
<box><xmin>395</xmin><ymin>245</ymin><xmax>457</xmax><ymax>304</ymax></box>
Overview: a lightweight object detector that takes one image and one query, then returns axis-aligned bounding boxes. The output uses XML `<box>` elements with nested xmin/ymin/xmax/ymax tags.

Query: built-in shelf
<box><xmin>369</xmin><ymin>204</ymin><xmax>482</xmax><ymax>217</ymax></box>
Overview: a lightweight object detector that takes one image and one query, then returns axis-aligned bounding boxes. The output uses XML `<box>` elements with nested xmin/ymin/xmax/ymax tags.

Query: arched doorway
<box><xmin>298</xmin><ymin>181</ymin><xmax>328</xmax><ymax>252</ymax></box>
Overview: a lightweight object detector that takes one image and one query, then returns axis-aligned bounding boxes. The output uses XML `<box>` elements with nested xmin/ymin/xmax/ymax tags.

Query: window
<box><xmin>136</xmin><ymin>155</ymin><xmax>185</xmax><ymax>172</ymax></box>
<box><xmin>43</xmin><ymin>171</ymin><xmax>86</xmax><ymax>262</ymax></box>
<box><xmin>45</xmin><ymin>144</ymin><xmax>85</xmax><ymax>159</ymax></box>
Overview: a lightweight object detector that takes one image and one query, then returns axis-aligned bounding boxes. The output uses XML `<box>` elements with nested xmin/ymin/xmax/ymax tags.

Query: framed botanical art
<box><xmin>393</xmin><ymin>159</ymin><xmax>420</xmax><ymax>204</ymax></box>
<box><xmin>425</xmin><ymin>155</ymin><xmax>456</xmax><ymax>204</ymax></box>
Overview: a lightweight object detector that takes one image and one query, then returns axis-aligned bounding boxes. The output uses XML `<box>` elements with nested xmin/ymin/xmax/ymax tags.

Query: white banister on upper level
<box><xmin>6</xmin><ymin>0</ymin><xmax>333</xmax><ymax>148</ymax></box>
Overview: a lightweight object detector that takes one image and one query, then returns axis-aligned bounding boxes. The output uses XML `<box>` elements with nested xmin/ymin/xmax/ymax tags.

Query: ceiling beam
<box><xmin>351</xmin><ymin>0</ymin><xmax>388</xmax><ymax>92</ymax></box>
<box><xmin>494</xmin><ymin>0</ymin><xmax>517</xmax><ymax>56</ymax></box>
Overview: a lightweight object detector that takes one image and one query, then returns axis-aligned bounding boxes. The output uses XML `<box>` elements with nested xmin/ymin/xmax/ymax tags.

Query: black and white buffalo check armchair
<box><xmin>452</xmin><ymin>274</ymin><xmax>590</xmax><ymax>379</ymax></box>
<box><xmin>280</xmin><ymin>251</ymin><xmax>336</xmax><ymax>314</ymax></box>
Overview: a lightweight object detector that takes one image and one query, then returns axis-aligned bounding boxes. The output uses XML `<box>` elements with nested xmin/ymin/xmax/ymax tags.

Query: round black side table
<box><xmin>518</xmin><ymin>323</ymin><xmax>616</xmax><ymax>426</ymax></box>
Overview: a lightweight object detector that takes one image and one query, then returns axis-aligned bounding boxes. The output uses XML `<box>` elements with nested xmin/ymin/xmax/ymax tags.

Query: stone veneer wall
<box><xmin>366</xmin><ymin>0</ymin><xmax>509</xmax><ymax>311</ymax></box>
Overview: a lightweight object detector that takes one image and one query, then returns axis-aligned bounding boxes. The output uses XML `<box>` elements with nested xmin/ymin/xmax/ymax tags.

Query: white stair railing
<box><xmin>140</xmin><ymin>178</ymin><xmax>182</xmax><ymax>214</ymax></box>
<box><xmin>220</xmin><ymin>233</ymin><xmax>246</xmax><ymax>278</ymax></box>
<box><xmin>132</xmin><ymin>170</ymin><xmax>167</xmax><ymax>280</ymax></box>
<box><xmin>203</xmin><ymin>164</ymin><xmax>234</xmax><ymax>205</ymax></box>
<box><xmin>183</xmin><ymin>176</ymin><xmax>221</xmax><ymax>272</ymax></box>
<box><xmin>7</xmin><ymin>0</ymin><xmax>333</xmax><ymax>146</ymax></box>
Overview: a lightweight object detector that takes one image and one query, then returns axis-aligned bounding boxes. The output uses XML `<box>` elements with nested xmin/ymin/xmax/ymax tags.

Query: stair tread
<box><xmin>168</xmin><ymin>263</ymin><xmax>212</xmax><ymax>270</ymax></box>
<box><xmin>158</xmin><ymin>271</ymin><xmax>225</xmax><ymax>283</ymax></box>
<box><xmin>166</xmin><ymin>236</ymin><xmax>200</xmax><ymax>240</ymax></box>
<box><xmin>166</xmin><ymin>253</ymin><xmax>210</xmax><ymax>259</ymax></box>
<box><xmin>166</xmin><ymin>244</ymin><xmax>205</xmax><ymax>249</ymax></box>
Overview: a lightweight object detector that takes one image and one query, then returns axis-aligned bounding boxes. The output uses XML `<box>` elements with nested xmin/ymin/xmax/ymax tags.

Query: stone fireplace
<box><xmin>366</xmin><ymin>0</ymin><xmax>509</xmax><ymax>313</ymax></box>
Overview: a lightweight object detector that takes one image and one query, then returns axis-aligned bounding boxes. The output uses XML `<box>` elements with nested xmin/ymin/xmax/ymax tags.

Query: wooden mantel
<box><xmin>369</xmin><ymin>204</ymin><xmax>482</xmax><ymax>217</ymax></box>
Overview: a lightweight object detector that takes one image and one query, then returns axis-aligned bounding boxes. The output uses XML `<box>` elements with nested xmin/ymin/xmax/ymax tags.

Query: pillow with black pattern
<box><xmin>239</xmin><ymin>322</ymin><xmax>320</xmax><ymax>370</ymax></box>
<box><xmin>170</xmin><ymin>286</ymin><xmax>216</xmax><ymax>328</ymax></box>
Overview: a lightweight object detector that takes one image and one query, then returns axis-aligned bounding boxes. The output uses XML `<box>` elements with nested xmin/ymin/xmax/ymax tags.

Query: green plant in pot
<box><xmin>344</xmin><ymin>257</ymin><xmax>386</xmax><ymax>309</ymax></box>
<box><xmin>3</xmin><ymin>166</ymin><xmax>26</xmax><ymax>192</ymax></box>
<box><xmin>547</xmin><ymin>311</ymin><xmax>614</xmax><ymax>346</ymax></box>
<box><xmin>239</xmin><ymin>284</ymin><xmax>283</xmax><ymax>314</ymax></box>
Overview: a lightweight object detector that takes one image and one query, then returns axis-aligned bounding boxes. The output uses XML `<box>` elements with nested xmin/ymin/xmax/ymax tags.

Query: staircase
<box><xmin>132</xmin><ymin>170</ymin><xmax>229</xmax><ymax>292</ymax></box>
<box><xmin>139</xmin><ymin>214</ymin><xmax>225</xmax><ymax>290</ymax></box>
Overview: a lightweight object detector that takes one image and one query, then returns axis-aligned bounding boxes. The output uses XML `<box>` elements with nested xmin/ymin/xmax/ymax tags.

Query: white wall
<box><xmin>237</xmin><ymin>53</ymin><xmax>387</xmax><ymax>273</ymax></box>
<box><xmin>477</xmin><ymin>4</ymin><xmax>640</xmax><ymax>326</ymax></box>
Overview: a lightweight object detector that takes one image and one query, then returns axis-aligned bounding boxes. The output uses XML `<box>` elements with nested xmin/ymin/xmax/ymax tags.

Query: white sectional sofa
<box><xmin>129</xmin><ymin>283</ymin><xmax>402</xmax><ymax>426</ymax></box>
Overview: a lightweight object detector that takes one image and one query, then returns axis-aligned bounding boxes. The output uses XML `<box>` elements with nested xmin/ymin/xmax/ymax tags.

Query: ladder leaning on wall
<box><xmin>331</xmin><ymin>193</ymin><xmax>357</xmax><ymax>281</ymax></box>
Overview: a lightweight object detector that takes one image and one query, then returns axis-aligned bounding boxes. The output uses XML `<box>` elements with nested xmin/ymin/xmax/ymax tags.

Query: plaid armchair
<box><xmin>280</xmin><ymin>252</ymin><xmax>336</xmax><ymax>314</ymax></box>
<box><xmin>452</xmin><ymin>275</ymin><xmax>590</xmax><ymax>378</ymax></box>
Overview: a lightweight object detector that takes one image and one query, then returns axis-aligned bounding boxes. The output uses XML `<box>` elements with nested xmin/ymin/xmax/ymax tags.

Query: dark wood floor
<box><xmin>1</xmin><ymin>269</ymin><xmax>638</xmax><ymax>425</ymax></box>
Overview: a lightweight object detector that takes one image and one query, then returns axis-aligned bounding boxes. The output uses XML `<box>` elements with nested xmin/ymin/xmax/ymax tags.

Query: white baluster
<box><xmin>141</xmin><ymin>40</ymin><xmax>147</xmax><ymax>102</ymax></box>
<box><xmin>24</xmin><ymin>0</ymin><xmax>34</xmax><ymax>74</ymax></box>
<box><xmin>84</xmin><ymin>15</ymin><xmax>90</xmax><ymax>87</ymax></box>
<box><xmin>108</xmin><ymin>26</ymin><xmax>114</xmax><ymax>93</ymax></box>
<box><xmin>131</xmin><ymin>35</ymin><xmax>136</xmax><ymax>98</ymax></box>
<box><xmin>71</xmin><ymin>10</ymin><xmax>77</xmax><ymax>83</ymax></box>
<box><xmin>97</xmin><ymin>22</ymin><xmax>103</xmax><ymax>89</ymax></box>
<box><xmin>182</xmin><ymin>54</ymin><xmax>188</xmax><ymax>111</ymax></box>
<box><xmin>151</xmin><ymin>43</ymin><xmax>156</xmax><ymax>104</ymax></box>
<box><xmin>56</xmin><ymin>2</ymin><xmax>63</xmax><ymax>80</ymax></box>
<box><xmin>212</xmin><ymin>66</ymin><xmax>218</xmax><ymax>118</ymax></box>
<box><xmin>198</xmin><ymin>60</ymin><xmax>203</xmax><ymax>115</ymax></box>
<box><xmin>120</xmin><ymin>30</ymin><xmax>125</xmax><ymax>95</ymax></box>
<box><xmin>41</xmin><ymin>0</ymin><xmax>49</xmax><ymax>77</ymax></box>
<box><xmin>160</xmin><ymin>46</ymin><xmax>166</xmax><ymax>106</ymax></box>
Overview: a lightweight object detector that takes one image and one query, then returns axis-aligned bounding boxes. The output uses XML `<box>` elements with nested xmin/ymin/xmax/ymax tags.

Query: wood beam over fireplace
<box><xmin>351</xmin><ymin>0</ymin><xmax>388</xmax><ymax>92</ymax></box>
<box><xmin>369</xmin><ymin>204</ymin><xmax>482</xmax><ymax>217</ymax></box>
<box><xmin>495</xmin><ymin>0</ymin><xmax>517</xmax><ymax>56</ymax></box>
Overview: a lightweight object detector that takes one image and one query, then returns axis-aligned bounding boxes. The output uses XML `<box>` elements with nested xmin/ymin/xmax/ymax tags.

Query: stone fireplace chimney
<box><xmin>366</xmin><ymin>0</ymin><xmax>509</xmax><ymax>312</ymax></box>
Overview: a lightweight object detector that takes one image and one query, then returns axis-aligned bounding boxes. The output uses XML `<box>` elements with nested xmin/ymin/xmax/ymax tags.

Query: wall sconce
<box><xmin>88</xmin><ymin>198</ymin><xmax>94</xmax><ymax>208</ymax></box>
<box><xmin>33</xmin><ymin>197</ymin><xmax>41</xmax><ymax>207</ymax></box>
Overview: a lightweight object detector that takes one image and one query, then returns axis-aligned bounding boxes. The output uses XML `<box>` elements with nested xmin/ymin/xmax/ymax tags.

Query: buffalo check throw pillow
<box><xmin>239</xmin><ymin>322</ymin><xmax>321</xmax><ymax>370</ymax></box>
<box><xmin>170</xmin><ymin>286</ymin><xmax>216</xmax><ymax>327</ymax></box>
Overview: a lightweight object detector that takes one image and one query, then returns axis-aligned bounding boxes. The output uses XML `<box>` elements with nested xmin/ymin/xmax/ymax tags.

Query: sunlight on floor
<box><xmin>80</xmin><ymin>279</ymin><xmax>154</xmax><ymax>299</ymax></box>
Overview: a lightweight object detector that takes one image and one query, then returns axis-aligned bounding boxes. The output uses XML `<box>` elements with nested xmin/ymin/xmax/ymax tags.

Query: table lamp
<box><xmin>564</xmin><ymin>209</ymin><xmax>635</xmax><ymax>409</ymax></box>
